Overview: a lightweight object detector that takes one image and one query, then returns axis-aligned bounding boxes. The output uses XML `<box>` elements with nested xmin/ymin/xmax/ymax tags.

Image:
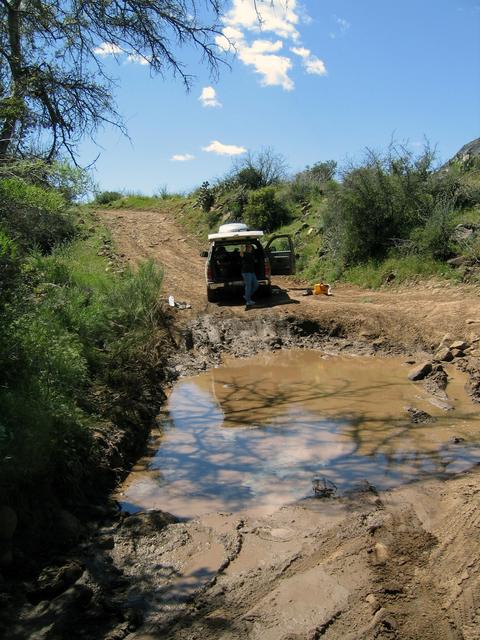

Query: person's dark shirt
<box><xmin>241</xmin><ymin>251</ymin><xmax>255</xmax><ymax>273</ymax></box>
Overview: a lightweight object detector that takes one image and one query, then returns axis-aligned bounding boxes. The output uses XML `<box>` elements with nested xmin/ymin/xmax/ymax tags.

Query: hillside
<box><xmin>99</xmin><ymin>139</ymin><xmax>480</xmax><ymax>289</ymax></box>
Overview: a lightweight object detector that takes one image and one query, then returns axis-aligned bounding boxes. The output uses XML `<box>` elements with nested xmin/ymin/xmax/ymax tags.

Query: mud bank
<box><xmin>168</xmin><ymin>313</ymin><xmax>404</xmax><ymax>379</ymax></box>
<box><xmin>168</xmin><ymin>313</ymin><xmax>480</xmax><ymax>403</ymax></box>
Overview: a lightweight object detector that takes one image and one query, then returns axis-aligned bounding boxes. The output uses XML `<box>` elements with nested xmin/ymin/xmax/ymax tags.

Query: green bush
<box><xmin>95</xmin><ymin>190</ymin><xmax>122</xmax><ymax>205</ymax></box>
<box><xmin>289</xmin><ymin>161</ymin><xmax>337</xmax><ymax>203</ymax></box>
<box><xmin>0</xmin><ymin>229</ymin><xmax>19</xmax><ymax>299</ymax></box>
<box><xmin>0</xmin><ymin>159</ymin><xmax>92</xmax><ymax>203</ymax></box>
<box><xmin>410</xmin><ymin>198</ymin><xmax>456</xmax><ymax>260</ymax></box>
<box><xmin>323</xmin><ymin>145</ymin><xmax>436</xmax><ymax>267</ymax></box>
<box><xmin>244</xmin><ymin>186</ymin><xmax>290</xmax><ymax>232</ymax></box>
<box><xmin>221</xmin><ymin>185</ymin><xmax>249</xmax><ymax>219</ymax></box>
<box><xmin>196</xmin><ymin>181</ymin><xmax>215</xmax><ymax>212</ymax></box>
<box><xmin>235</xmin><ymin>166</ymin><xmax>265</xmax><ymax>190</ymax></box>
<box><xmin>0</xmin><ymin>177</ymin><xmax>75</xmax><ymax>251</ymax></box>
<box><xmin>0</xmin><ymin>225</ymin><xmax>165</xmax><ymax>503</ymax></box>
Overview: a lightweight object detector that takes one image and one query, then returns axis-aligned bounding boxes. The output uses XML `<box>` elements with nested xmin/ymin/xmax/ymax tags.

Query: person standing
<box><xmin>240</xmin><ymin>243</ymin><xmax>258</xmax><ymax>307</ymax></box>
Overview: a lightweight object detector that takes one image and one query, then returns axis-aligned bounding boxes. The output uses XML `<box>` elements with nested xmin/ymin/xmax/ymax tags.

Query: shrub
<box><xmin>290</xmin><ymin>160</ymin><xmax>338</xmax><ymax>202</ymax></box>
<box><xmin>323</xmin><ymin>145</ymin><xmax>436</xmax><ymax>266</ymax></box>
<box><xmin>0</xmin><ymin>159</ymin><xmax>93</xmax><ymax>202</ymax></box>
<box><xmin>235</xmin><ymin>166</ymin><xmax>265</xmax><ymax>190</ymax></box>
<box><xmin>244</xmin><ymin>186</ymin><xmax>290</xmax><ymax>232</ymax></box>
<box><xmin>230</xmin><ymin>147</ymin><xmax>288</xmax><ymax>189</ymax></box>
<box><xmin>0</xmin><ymin>177</ymin><xmax>75</xmax><ymax>251</ymax></box>
<box><xmin>0</xmin><ymin>229</ymin><xmax>19</xmax><ymax>299</ymax></box>
<box><xmin>410</xmin><ymin>198</ymin><xmax>456</xmax><ymax>260</ymax></box>
<box><xmin>222</xmin><ymin>185</ymin><xmax>249</xmax><ymax>218</ymax></box>
<box><xmin>197</xmin><ymin>181</ymin><xmax>215</xmax><ymax>212</ymax></box>
<box><xmin>0</xmin><ymin>234</ymin><xmax>166</xmax><ymax>504</ymax></box>
<box><xmin>95</xmin><ymin>190</ymin><xmax>122</xmax><ymax>205</ymax></box>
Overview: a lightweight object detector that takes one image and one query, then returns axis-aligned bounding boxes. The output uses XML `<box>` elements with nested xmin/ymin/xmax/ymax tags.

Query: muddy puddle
<box><xmin>118</xmin><ymin>350</ymin><xmax>480</xmax><ymax>518</ymax></box>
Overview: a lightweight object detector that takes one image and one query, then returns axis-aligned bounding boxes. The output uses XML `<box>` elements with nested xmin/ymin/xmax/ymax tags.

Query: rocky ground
<box><xmin>2</xmin><ymin>208</ymin><xmax>480</xmax><ymax>640</ymax></box>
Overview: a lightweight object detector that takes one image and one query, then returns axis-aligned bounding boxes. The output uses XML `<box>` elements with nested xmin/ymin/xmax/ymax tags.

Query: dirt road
<box><xmin>96</xmin><ymin>208</ymin><xmax>480</xmax><ymax>640</ymax></box>
<box><xmin>100</xmin><ymin>208</ymin><xmax>480</xmax><ymax>348</ymax></box>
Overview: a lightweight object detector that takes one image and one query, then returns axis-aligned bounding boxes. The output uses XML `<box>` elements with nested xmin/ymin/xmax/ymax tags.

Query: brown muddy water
<box><xmin>117</xmin><ymin>350</ymin><xmax>480</xmax><ymax>518</ymax></box>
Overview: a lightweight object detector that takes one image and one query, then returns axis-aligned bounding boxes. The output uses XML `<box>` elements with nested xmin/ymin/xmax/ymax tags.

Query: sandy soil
<box><xmin>96</xmin><ymin>207</ymin><xmax>480</xmax><ymax>640</ymax></box>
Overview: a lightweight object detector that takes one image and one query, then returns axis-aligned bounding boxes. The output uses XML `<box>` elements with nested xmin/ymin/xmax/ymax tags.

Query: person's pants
<box><xmin>242</xmin><ymin>272</ymin><xmax>258</xmax><ymax>303</ymax></box>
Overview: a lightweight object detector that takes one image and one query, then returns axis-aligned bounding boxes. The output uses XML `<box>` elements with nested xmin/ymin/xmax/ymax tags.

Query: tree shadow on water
<box><xmin>131</xmin><ymin>375</ymin><xmax>480</xmax><ymax>515</ymax></box>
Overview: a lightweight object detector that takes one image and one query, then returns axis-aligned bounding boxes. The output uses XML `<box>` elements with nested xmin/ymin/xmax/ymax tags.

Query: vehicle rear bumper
<box><xmin>208</xmin><ymin>279</ymin><xmax>269</xmax><ymax>290</ymax></box>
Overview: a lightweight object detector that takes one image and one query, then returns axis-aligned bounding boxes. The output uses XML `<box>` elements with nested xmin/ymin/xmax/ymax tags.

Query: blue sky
<box><xmin>79</xmin><ymin>0</ymin><xmax>480</xmax><ymax>194</ymax></box>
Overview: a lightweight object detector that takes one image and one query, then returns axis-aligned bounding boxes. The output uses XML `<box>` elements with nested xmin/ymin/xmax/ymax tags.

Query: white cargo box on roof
<box><xmin>218</xmin><ymin>223</ymin><xmax>248</xmax><ymax>233</ymax></box>
<box><xmin>208</xmin><ymin>222</ymin><xmax>264</xmax><ymax>241</ymax></box>
<box><xmin>208</xmin><ymin>230</ymin><xmax>264</xmax><ymax>240</ymax></box>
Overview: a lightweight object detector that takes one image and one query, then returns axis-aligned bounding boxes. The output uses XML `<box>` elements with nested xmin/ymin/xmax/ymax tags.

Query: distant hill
<box><xmin>441</xmin><ymin>137</ymin><xmax>480</xmax><ymax>171</ymax></box>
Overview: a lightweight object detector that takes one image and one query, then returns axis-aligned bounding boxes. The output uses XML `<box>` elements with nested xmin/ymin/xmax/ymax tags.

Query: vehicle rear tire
<box><xmin>207</xmin><ymin>288</ymin><xmax>218</xmax><ymax>302</ymax></box>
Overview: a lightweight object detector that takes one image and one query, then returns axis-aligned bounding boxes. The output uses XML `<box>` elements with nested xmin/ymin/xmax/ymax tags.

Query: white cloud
<box><xmin>291</xmin><ymin>47</ymin><xmax>327</xmax><ymax>76</ymax></box>
<box><xmin>126</xmin><ymin>53</ymin><xmax>150</xmax><ymax>65</ymax></box>
<box><xmin>171</xmin><ymin>153</ymin><xmax>195</xmax><ymax>162</ymax></box>
<box><xmin>94</xmin><ymin>42</ymin><xmax>122</xmax><ymax>56</ymax></box>
<box><xmin>304</xmin><ymin>57</ymin><xmax>327</xmax><ymax>76</ymax></box>
<box><xmin>223</xmin><ymin>0</ymin><xmax>301</xmax><ymax>40</ymax></box>
<box><xmin>290</xmin><ymin>46</ymin><xmax>310</xmax><ymax>59</ymax></box>
<box><xmin>248</xmin><ymin>39</ymin><xmax>284</xmax><ymax>54</ymax></box>
<box><xmin>202</xmin><ymin>140</ymin><xmax>246</xmax><ymax>156</ymax></box>
<box><xmin>217</xmin><ymin>0</ymin><xmax>327</xmax><ymax>90</ymax></box>
<box><xmin>199</xmin><ymin>86</ymin><xmax>222</xmax><ymax>108</ymax></box>
<box><xmin>239</xmin><ymin>41</ymin><xmax>294</xmax><ymax>90</ymax></box>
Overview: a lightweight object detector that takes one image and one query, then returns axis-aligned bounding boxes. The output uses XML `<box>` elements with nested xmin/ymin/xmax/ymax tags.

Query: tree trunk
<box><xmin>0</xmin><ymin>0</ymin><xmax>23</xmax><ymax>158</ymax></box>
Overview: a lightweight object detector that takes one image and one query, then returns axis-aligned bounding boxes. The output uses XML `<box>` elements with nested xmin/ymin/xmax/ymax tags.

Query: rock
<box><xmin>366</xmin><ymin>593</ymin><xmax>381</xmax><ymax>613</ymax></box>
<box><xmin>453</xmin><ymin>225</ymin><xmax>475</xmax><ymax>241</ymax></box>
<box><xmin>426</xmin><ymin>395</ymin><xmax>453</xmax><ymax>411</ymax></box>
<box><xmin>447</xmin><ymin>256</ymin><xmax>472</xmax><ymax>267</ymax></box>
<box><xmin>451</xmin><ymin>349</ymin><xmax>465</xmax><ymax>358</ymax></box>
<box><xmin>373</xmin><ymin>542</ymin><xmax>389</xmax><ymax>564</ymax></box>
<box><xmin>408</xmin><ymin>362</ymin><xmax>433</xmax><ymax>381</ymax></box>
<box><xmin>28</xmin><ymin>562</ymin><xmax>84</xmax><ymax>604</ymax></box>
<box><xmin>451</xmin><ymin>436</ymin><xmax>466</xmax><ymax>444</ymax></box>
<box><xmin>435</xmin><ymin>347</ymin><xmax>454</xmax><ymax>362</ymax></box>
<box><xmin>405</xmin><ymin>406</ymin><xmax>437</xmax><ymax>424</ymax></box>
<box><xmin>450</xmin><ymin>340</ymin><xmax>468</xmax><ymax>351</ymax></box>
<box><xmin>424</xmin><ymin>368</ymin><xmax>449</xmax><ymax>395</ymax></box>
<box><xmin>439</xmin><ymin>334</ymin><xmax>452</xmax><ymax>349</ymax></box>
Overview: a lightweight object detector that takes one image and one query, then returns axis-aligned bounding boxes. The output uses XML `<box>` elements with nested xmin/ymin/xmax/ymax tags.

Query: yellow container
<box><xmin>313</xmin><ymin>283</ymin><xmax>330</xmax><ymax>295</ymax></box>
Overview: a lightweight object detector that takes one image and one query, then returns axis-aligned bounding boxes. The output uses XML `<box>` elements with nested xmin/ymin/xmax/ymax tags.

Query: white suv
<box><xmin>201</xmin><ymin>223</ymin><xmax>296</xmax><ymax>302</ymax></box>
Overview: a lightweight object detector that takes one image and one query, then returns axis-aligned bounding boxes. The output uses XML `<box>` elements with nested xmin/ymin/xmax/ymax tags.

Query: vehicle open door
<box><xmin>264</xmin><ymin>234</ymin><xmax>296</xmax><ymax>275</ymax></box>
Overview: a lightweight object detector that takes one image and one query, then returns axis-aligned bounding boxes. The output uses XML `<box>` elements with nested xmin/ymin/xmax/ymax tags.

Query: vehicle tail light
<box><xmin>207</xmin><ymin>262</ymin><xmax>213</xmax><ymax>281</ymax></box>
<box><xmin>264</xmin><ymin>258</ymin><xmax>270</xmax><ymax>279</ymax></box>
